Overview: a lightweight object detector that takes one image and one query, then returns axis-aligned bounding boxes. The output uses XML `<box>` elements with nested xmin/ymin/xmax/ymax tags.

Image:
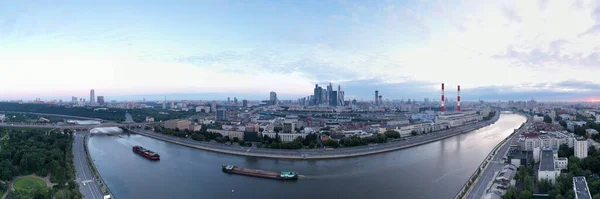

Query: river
<box><xmin>88</xmin><ymin>112</ymin><xmax>526</xmax><ymax>199</ymax></box>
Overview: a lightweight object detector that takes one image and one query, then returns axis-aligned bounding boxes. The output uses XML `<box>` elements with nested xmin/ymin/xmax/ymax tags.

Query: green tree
<box><xmin>504</xmin><ymin>187</ymin><xmax>516</xmax><ymax>199</ymax></box>
<box><xmin>384</xmin><ymin>130</ymin><xmax>400</xmax><ymax>139</ymax></box>
<box><xmin>411</xmin><ymin>131</ymin><xmax>418</xmax><ymax>136</ymax></box>
<box><xmin>525</xmin><ymin>175</ymin><xmax>534</xmax><ymax>192</ymax></box>
<box><xmin>539</xmin><ymin>179</ymin><xmax>553</xmax><ymax>193</ymax></box>
<box><xmin>519</xmin><ymin>190</ymin><xmax>532</xmax><ymax>199</ymax></box>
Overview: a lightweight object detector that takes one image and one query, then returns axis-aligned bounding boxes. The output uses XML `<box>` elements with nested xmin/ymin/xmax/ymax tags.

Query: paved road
<box><xmin>467</xmin><ymin>115</ymin><xmax>532</xmax><ymax>199</ymax></box>
<box><xmin>130</xmin><ymin>111</ymin><xmax>501</xmax><ymax>159</ymax></box>
<box><xmin>73</xmin><ymin>131</ymin><xmax>104</xmax><ymax>199</ymax></box>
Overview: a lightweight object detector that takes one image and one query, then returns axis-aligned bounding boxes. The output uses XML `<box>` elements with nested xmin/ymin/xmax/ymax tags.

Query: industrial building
<box><xmin>435</xmin><ymin>111</ymin><xmax>483</xmax><ymax>127</ymax></box>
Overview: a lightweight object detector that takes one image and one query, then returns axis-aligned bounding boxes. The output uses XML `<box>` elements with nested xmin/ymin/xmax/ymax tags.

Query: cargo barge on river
<box><xmin>221</xmin><ymin>164</ymin><xmax>298</xmax><ymax>180</ymax></box>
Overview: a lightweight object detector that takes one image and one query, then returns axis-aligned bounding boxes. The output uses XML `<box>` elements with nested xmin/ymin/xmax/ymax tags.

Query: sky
<box><xmin>1</xmin><ymin>0</ymin><xmax>600</xmax><ymax>102</ymax></box>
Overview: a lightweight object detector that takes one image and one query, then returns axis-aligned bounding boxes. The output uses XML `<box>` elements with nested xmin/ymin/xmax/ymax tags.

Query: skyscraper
<box><xmin>170</xmin><ymin>101</ymin><xmax>175</xmax><ymax>109</ymax></box>
<box><xmin>90</xmin><ymin>89</ymin><xmax>95</xmax><ymax>105</ymax></box>
<box><xmin>327</xmin><ymin>83</ymin><xmax>333</xmax><ymax>105</ymax></box>
<box><xmin>330</xmin><ymin>91</ymin><xmax>338</xmax><ymax>106</ymax></box>
<box><xmin>162</xmin><ymin>96</ymin><xmax>166</xmax><ymax>109</ymax></box>
<box><xmin>269</xmin><ymin>91</ymin><xmax>277</xmax><ymax>105</ymax></box>
<box><xmin>375</xmin><ymin>90</ymin><xmax>379</xmax><ymax>105</ymax></box>
<box><xmin>234</xmin><ymin>97</ymin><xmax>238</xmax><ymax>104</ymax></box>
<box><xmin>242</xmin><ymin>100</ymin><xmax>248</xmax><ymax>108</ymax></box>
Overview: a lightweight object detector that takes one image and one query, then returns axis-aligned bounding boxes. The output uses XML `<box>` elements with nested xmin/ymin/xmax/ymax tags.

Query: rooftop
<box><xmin>573</xmin><ymin>176</ymin><xmax>592</xmax><ymax>199</ymax></box>
<box><xmin>539</xmin><ymin>150</ymin><xmax>555</xmax><ymax>171</ymax></box>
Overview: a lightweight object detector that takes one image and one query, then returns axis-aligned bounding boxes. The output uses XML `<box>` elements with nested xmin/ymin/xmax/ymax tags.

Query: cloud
<box><xmin>579</xmin><ymin>25</ymin><xmax>600</xmax><ymax>37</ymax></box>
<box><xmin>501</xmin><ymin>4</ymin><xmax>522</xmax><ymax>23</ymax></box>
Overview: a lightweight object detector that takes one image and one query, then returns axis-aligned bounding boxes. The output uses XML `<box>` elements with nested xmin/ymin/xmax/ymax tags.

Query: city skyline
<box><xmin>1</xmin><ymin>0</ymin><xmax>600</xmax><ymax>101</ymax></box>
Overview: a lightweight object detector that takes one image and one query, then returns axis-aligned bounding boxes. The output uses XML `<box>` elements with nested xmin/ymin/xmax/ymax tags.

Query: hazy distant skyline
<box><xmin>1</xmin><ymin>0</ymin><xmax>599</xmax><ymax>101</ymax></box>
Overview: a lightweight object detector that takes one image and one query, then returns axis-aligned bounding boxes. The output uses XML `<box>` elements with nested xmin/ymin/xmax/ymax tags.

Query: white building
<box><xmin>538</xmin><ymin>150</ymin><xmax>562</xmax><ymax>184</ymax></box>
<box><xmin>0</xmin><ymin>114</ymin><xmax>5</xmax><ymax>122</ymax></box>
<box><xmin>394</xmin><ymin>122</ymin><xmax>449</xmax><ymax>137</ymax></box>
<box><xmin>435</xmin><ymin>111</ymin><xmax>483</xmax><ymax>127</ymax></box>
<box><xmin>195</xmin><ymin>106</ymin><xmax>210</xmax><ymax>113</ymax></box>
<box><xmin>262</xmin><ymin>132</ymin><xmax>307</xmax><ymax>142</ymax></box>
<box><xmin>575</xmin><ymin>138</ymin><xmax>588</xmax><ymax>159</ymax></box>
<box><xmin>534</xmin><ymin>116</ymin><xmax>544</xmax><ymax>122</ymax></box>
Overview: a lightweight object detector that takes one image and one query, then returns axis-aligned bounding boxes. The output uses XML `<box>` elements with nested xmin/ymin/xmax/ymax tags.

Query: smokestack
<box><xmin>441</xmin><ymin>83</ymin><xmax>445</xmax><ymax>113</ymax></box>
<box><xmin>457</xmin><ymin>85</ymin><xmax>461</xmax><ymax>112</ymax></box>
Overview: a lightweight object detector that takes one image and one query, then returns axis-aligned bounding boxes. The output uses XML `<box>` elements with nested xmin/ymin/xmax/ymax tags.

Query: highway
<box><xmin>73</xmin><ymin>131</ymin><xmax>105</xmax><ymax>199</ymax></box>
<box><xmin>130</xmin><ymin>111</ymin><xmax>501</xmax><ymax>159</ymax></box>
<box><xmin>466</xmin><ymin>114</ymin><xmax>532</xmax><ymax>199</ymax></box>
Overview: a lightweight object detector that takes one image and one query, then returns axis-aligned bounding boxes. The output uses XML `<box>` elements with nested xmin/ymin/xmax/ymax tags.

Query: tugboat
<box><xmin>222</xmin><ymin>164</ymin><xmax>298</xmax><ymax>180</ymax></box>
<box><xmin>132</xmin><ymin>146</ymin><xmax>160</xmax><ymax>160</ymax></box>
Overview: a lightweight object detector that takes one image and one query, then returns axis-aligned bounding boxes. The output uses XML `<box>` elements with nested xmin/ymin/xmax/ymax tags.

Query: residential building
<box><xmin>145</xmin><ymin>117</ymin><xmax>154</xmax><ymax>122</ymax></box>
<box><xmin>211</xmin><ymin>101</ymin><xmax>217</xmax><ymax>113</ymax></box>
<box><xmin>538</xmin><ymin>150</ymin><xmax>562</xmax><ymax>184</ymax></box>
<box><xmin>164</xmin><ymin>119</ymin><xmax>191</xmax><ymax>130</ymax></box>
<box><xmin>195</xmin><ymin>106</ymin><xmax>210</xmax><ymax>113</ymax></box>
<box><xmin>216</xmin><ymin>109</ymin><xmax>227</xmax><ymax>121</ymax></box>
<box><xmin>575</xmin><ymin>138</ymin><xmax>588</xmax><ymax>159</ymax></box>
<box><xmin>245</xmin><ymin>123</ymin><xmax>260</xmax><ymax>133</ymax></box>
<box><xmin>0</xmin><ymin>114</ymin><xmax>4</xmax><ymax>122</ymax></box>
<box><xmin>97</xmin><ymin>96</ymin><xmax>105</xmax><ymax>105</ymax></box>
<box><xmin>573</xmin><ymin>176</ymin><xmax>592</xmax><ymax>199</ymax></box>
<box><xmin>586</xmin><ymin>129</ymin><xmax>599</xmax><ymax>138</ymax></box>
<box><xmin>189</xmin><ymin>124</ymin><xmax>202</xmax><ymax>131</ymax></box>
<box><xmin>242</xmin><ymin>100</ymin><xmax>248</xmax><ymax>108</ymax></box>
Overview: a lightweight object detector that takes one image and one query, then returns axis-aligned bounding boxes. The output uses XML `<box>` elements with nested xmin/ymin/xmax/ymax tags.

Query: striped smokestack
<box><xmin>457</xmin><ymin>85</ymin><xmax>461</xmax><ymax>112</ymax></box>
<box><xmin>441</xmin><ymin>83</ymin><xmax>445</xmax><ymax>113</ymax></box>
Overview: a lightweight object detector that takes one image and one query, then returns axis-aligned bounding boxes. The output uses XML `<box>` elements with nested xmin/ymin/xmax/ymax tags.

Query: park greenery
<box><xmin>483</xmin><ymin>111</ymin><xmax>497</xmax><ymax>121</ymax></box>
<box><xmin>0</xmin><ymin>127</ymin><xmax>82</xmax><ymax>199</ymax></box>
<box><xmin>0</xmin><ymin>102</ymin><xmax>196</xmax><ymax>122</ymax></box>
<box><xmin>1</xmin><ymin>113</ymin><xmax>65</xmax><ymax>123</ymax></box>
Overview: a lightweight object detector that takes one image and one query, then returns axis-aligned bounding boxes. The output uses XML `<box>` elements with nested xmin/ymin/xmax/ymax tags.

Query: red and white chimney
<box><xmin>441</xmin><ymin>83</ymin><xmax>445</xmax><ymax>113</ymax></box>
<box><xmin>457</xmin><ymin>85</ymin><xmax>461</xmax><ymax>112</ymax></box>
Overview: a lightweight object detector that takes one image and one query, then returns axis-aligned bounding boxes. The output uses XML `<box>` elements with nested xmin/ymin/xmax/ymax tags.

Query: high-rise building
<box><xmin>162</xmin><ymin>96</ymin><xmax>166</xmax><ymax>109</ymax></box>
<box><xmin>242</xmin><ymin>100</ymin><xmax>248</xmax><ymax>108</ymax></box>
<box><xmin>321</xmin><ymin>89</ymin><xmax>327</xmax><ymax>104</ymax></box>
<box><xmin>327</xmin><ymin>83</ymin><xmax>333</xmax><ymax>105</ymax></box>
<box><xmin>211</xmin><ymin>101</ymin><xmax>217</xmax><ymax>113</ymax></box>
<box><xmin>313</xmin><ymin>84</ymin><xmax>320</xmax><ymax>105</ymax></box>
<box><xmin>216</xmin><ymin>109</ymin><xmax>227</xmax><ymax>121</ymax></box>
<box><xmin>375</xmin><ymin>90</ymin><xmax>379</xmax><ymax>105</ymax></box>
<box><xmin>575</xmin><ymin>138</ymin><xmax>588</xmax><ymax>159</ymax></box>
<box><xmin>330</xmin><ymin>91</ymin><xmax>338</xmax><ymax>106</ymax></box>
<box><xmin>71</xmin><ymin>96</ymin><xmax>77</xmax><ymax>103</ymax></box>
<box><xmin>90</xmin><ymin>89</ymin><xmax>95</xmax><ymax>105</ymax></box>
<box><xmin>234</xmin><ymin>97</ymin><xmax>238</xmax><ymax>104</ymax></box>
<box><xmin>227</xmin><ymin>97</ymin><xmax>231</xmax><ymax>103</ymax></box>
<box><xmin>269</xmin><ymin>91</ymin><xmax>277</xmax><ymax>105</ymax></box>
<box><xmin>283</xmin><ymin>122</ymin><xmax>295</xmax><ymax>133</ymax></box>
<box><xmin>97</xmin><ymin>96</ymin><xmax>105</xmax><ymax>105</ymax></box>
<box><xmin>170</xmin><ymin>101</ymin><xmax>175</xmax><ymax>109</ymax></box>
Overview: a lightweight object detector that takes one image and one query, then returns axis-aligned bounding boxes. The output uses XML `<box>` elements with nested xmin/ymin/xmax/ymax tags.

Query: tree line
<box><xmin>0</xmin><ymin>102</ymin><xmax>196</xmax><ymax>122</ymax></box>
<box><xmin>0</xmin><ymin>127</ymin><xmax>82</xmax><ymax>199</ymax></box>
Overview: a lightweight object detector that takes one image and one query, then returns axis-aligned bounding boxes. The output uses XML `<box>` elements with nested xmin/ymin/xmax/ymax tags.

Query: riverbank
<box><xmin>130</xmin><ymin>111</ymin><xmax>501</xmax><ymax>160</ymax></box>
<box><xmin>455</xmin><ymin>112</ymin><xmax>531</xmax><ymax>199</ymax></box>
<box><xmin>82</xmin><ymin>133</ymin><xmax>115</xmax><ymax>198</ymax></box>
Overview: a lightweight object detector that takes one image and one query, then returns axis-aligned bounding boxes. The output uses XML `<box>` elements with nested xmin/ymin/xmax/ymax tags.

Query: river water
<box><xmin>88</xmin><ymin>112</ymin><xmax>526</xmax><ymax>199</ymax></box>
